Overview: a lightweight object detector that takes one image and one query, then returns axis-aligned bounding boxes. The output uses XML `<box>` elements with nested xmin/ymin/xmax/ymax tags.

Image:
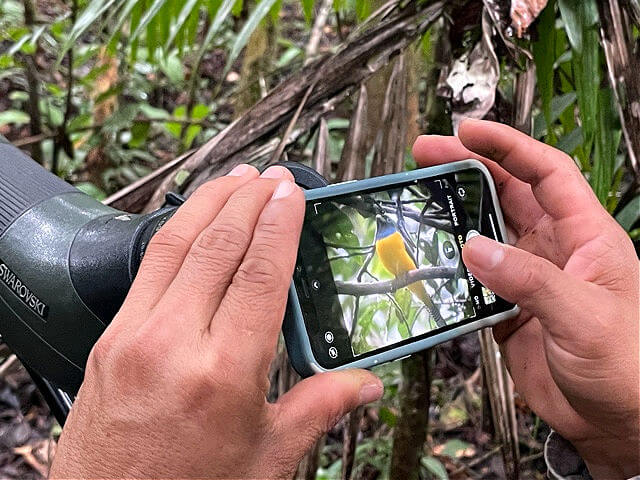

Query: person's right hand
<box><xmin>49</xmin><ymin>165</ymin><xmax>382</xmax><ymax>479</ymax></box>
<box><xmin>413</xmin><ymin>119</ymin><xmax>639</xmax><ymax>479</ymax></box>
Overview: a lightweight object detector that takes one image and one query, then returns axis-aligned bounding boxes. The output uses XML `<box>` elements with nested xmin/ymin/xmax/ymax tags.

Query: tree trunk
<box><xmin>389</xmin><ymin>351</ymin><xmax>431</xmax><ymax>480</ymax></box>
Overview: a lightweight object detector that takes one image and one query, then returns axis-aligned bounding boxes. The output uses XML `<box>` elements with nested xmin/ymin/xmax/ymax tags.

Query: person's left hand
<box><xmin>50</xmin><ymin>165</ymin><xmax>383</xmax><ymax>479</ymax></box>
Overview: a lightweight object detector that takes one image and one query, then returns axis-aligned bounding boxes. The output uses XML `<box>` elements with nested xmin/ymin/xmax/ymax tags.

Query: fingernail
<box><xmin>464</xmin><ymin>235</ymin><xmax>504</xmax><ymax>270</ymax></box>
<box><xmin>272</xmin><ymin>180</ymin><xmax>296</xmax><ymax>199</ymax></box>
<box><xmin>227</xmin><ymin>164</ymin><xmax>252</xmax><ymax>176</ymax></box>
<box><xmin>261</xmin><ymin>166</ymin><xmax>288</xmax><ymax>179</ymax></box>
<box><xmin>359</xmin><ymin>379</ymin><xmax>383</xmax><ymax>404</ymax></box>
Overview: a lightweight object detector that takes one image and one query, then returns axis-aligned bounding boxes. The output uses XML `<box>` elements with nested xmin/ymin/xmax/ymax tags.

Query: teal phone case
<box><xmin>283</xmin><ymin>160</ymin><xmax>520</xmax><ymax>377</ymax></box>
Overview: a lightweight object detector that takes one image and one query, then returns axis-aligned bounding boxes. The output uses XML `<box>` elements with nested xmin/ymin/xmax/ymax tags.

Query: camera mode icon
<box><xmin>324</xmin><ymin>331</ymin><xmax>334</xmax><ymax>344</ymax></box>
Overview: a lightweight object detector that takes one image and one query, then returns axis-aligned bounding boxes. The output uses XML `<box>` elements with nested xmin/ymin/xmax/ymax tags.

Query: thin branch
<box><xmin>305</xmin><ymin>0</ymin><xmax>333</xmax><ymax>61</ymax></box>
<box><xmin>335</xmin><ymin>266</ymin><xmax>456</xmax><ymax>296</ymax></box>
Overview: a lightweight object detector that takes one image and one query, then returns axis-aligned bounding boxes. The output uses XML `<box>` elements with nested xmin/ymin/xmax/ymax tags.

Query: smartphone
<box><xmin>283</xmin><ymin>160</ymin><xmax>520</xmax><ymax>377</ymax></box>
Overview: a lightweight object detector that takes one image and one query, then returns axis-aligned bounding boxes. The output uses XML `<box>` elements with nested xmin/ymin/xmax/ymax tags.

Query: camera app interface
<box><xmin>294</xmin><ymin>168</ymin><xmax>515</xmax><ymax>368</ymax></box>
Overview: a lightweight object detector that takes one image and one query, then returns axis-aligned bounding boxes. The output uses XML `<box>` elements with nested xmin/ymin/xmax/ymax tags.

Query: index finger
<box><xmin>211</xmin><ymin>180</ymin><xmax>305</xmax><ymax>378</ymax></box>
<box><xmin>457</xmin><ymin>119</ymin><xmax>601</xmax><ymax>220</ymax></box>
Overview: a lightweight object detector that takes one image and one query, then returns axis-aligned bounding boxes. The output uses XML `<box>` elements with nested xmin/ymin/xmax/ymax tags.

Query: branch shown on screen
<box><xmin>335</xmin><ymin>266</ymin><xmax>456</xmax><ymax>296</ymax></box>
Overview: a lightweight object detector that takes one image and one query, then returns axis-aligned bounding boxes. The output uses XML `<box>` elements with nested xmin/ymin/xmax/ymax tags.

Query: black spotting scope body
<box><xmin>0</xmin><ymin>140</ymin><xmax>179</xmax><ymax>394</ymax></box>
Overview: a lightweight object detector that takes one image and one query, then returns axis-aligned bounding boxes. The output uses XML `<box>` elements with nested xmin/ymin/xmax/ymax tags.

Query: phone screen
<box><xmin>293</xmin><ymin>167</ymin><xmax>515</xmax><ymax>369</ymax></box>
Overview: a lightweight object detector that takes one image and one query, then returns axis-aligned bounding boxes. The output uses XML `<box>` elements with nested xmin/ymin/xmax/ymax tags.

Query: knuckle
<box><xmin>147</xmin><ymin>228</ymin><xmax>191</xmax><ymax>256</ymax></box>
<box><xmin>236</xmin><ymin>251</ymin><xmax>288</xmax><ymax>291</ymax></box>
<box><xmin>518</xmin><ymin>256</ymin><xmax>549</xmax><ymax>296</ymax></box>
<box><xmin>194</xmin><ymin>221</ymin><xmax>251</xmax><ymax>256</ymax></box>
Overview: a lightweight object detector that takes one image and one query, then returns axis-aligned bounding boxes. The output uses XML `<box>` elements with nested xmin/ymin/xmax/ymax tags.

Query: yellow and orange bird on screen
<box><xmin>374</xmin><ymin>215</ymin><xmax>446</xmax><ymax>328</ymax></box>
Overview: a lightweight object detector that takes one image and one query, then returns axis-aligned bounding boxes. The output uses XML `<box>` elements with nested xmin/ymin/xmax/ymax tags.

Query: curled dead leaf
<box><xmin>511</xmin><ymin>0</ymin><xmax>549</xmax><ymax>36</ymax></box>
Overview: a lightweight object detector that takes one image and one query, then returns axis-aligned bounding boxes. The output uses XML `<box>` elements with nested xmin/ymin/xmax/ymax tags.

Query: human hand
<box><xmin>413</xmin><ymin>119</ymin><xmax>639</xmax><ymax>479</ymax></box>
<box><xmin>49</xmin><ymin>165</ymin><xmax>383</xmax><ymax>479</ymax></box>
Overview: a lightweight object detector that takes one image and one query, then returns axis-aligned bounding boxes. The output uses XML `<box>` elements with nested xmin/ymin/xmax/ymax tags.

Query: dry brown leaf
<box><xmin>13</xmin><ymin>438</ymin><xmax>56</xmax><ymax>478</ymax></box>
<box><xmin>511</xmin><ymin>0</ymin><xmax>548</xmax><ymax>36</ymax></box>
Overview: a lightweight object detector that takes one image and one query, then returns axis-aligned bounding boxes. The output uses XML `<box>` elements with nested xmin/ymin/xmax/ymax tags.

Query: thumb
<box><xmin>462</xmin><ymin>235</ymin><xmax>582</xmax><ymax>336</ymax></box>
<box><xmin>274</xmin><ymin>370</ymin><xmax>382</xmax><ymax>455</ymax></box>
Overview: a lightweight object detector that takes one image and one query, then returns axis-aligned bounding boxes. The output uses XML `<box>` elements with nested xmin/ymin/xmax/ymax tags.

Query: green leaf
<box><xmin>165</xmin><ymin>0</ymin><xmax>200</xmax><ymax>49</ymax></box>
<box><xmin>182</xmin><ymin>124</ymin><xmax>202</xmax><ymax>148</ymax></box>
<box><xmin>139</xmin><ymin>103</ymin><xmax>170</xmax><ymax>119</ymax></box>
<box><xmin>556</xmin><ymin>126</ymin><xmax>583</xmax><ymax>154</ymax></box>
<box><xmin>591</xmin><ymin>88</ymin><xmax>621</xmax><ymax>205</ymax></box>
<box><xmin>193</xmin><ymin>0</ymin><xmax>235</xmax><ymax>74</ymax></box>
<box><xmin>421</xmin><ymin>456</ymin><xmax>448</xmax><ymax>480</ymax></box>
<box><xmin>532</xmin><ymin>0</ymin><xmax>557</xmax><ymax>141</ymax></box>
<box><xmin>190</xmin><ymin>103</ymin><xmax>210</xmax><ymax>120</ymax></box>
<box><xmin>0</xmin><ymin>109</ymin><xmax>29</xmax><ymax>126</ymax></box>
<box><xmin>159</xmin><ymin>51</ymin><xmax>184</xmax><ymax>82</ymax></box>
<box><xmin>60</xmin><ymin>0</ymin><xmax>123</xmax><ymax>60</ymax></box>
<box><xmin>164</xmin><ymin>105</ymin><xmax>186</xmax><ymax>137</ymax></box>
<box><xmin>129</xmin><ymin>121</ymin><xmax>150</xmax><ymax>147</ymax></box>
<box><xmin>378</xmin><ymin>407</ymin><xmax>397</xmax><ymax>427</ymax></box>
<box><xmin>222</xmin><ymin>0</ymin><xmax>280</xmax><ymax>79</ymax></box>
<box><xmin>355</xmin><ymin>0</ymin><xmax>370</xmax><ymax>21</ymax></box>
<box><xmin>276</xmin><ymin>46</ymin><xmax>302</xmax><ymax>68</ymax></box>
<box><xmin>232</xmin><ymin>0</ymin><xmax>243</xmax><ymax>16</ymax></box>
<box><xmin>558</xmin><ymin>0</ymin><xmax>598</xmax><ymax>52</ymax></box>
<box><xmin>102</xmin><ymin>103</ymin><xmax>139</xmax><ymax>132</ymax></box>
<box><xmin>533</xmin><ymin>92</ymin><xmax>577</xmax><ymax>139</ymax></box>
<box><xmin>75</xmin><ymin>182</ymin><xmax>106</xmax><ymax>200</ymax></box>
<box><xmin>269</xmin><ymin>0</ymin><xmax>282</xmax><ymax>23</ymax></box>
<box><xmin>131</xmin><ymin>0</ymin><xmax>168</xmax><ymax>42</ymax></box>
<box><xmin>8</xmin><ymin>91</ymin><xmax>29</xmax><ymax>102</ymax></box>
<box><xmin>301</xmin><ymin>0</ymin><xmax>314</xmax><ymax>24</ymax></box>
<box><xmin>560</xmin><ymin>0</ymin><xmax>600</xmax><ymax>155</ymax></box>
<box><xmin>616</xmin><ymin>197</ymin><xmax>640</xmax><ymax>232</ymax></box>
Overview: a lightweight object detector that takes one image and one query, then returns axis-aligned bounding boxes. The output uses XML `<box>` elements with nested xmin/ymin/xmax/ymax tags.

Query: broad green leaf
<box><xmin>129</xmin><ymin>121</ymin><xmax>150</xmax><ymax>147</ymax></box>
<box><xmin>532</xmin><ymin>0</ymin><xmax>557</xmax><ymax>141</ymax></box>
<box><xmin>616</xmin><ymin>197</ymin><xmax>640</xmax><ymax>232</ymax></box>
<box><xmin>182</xmin><ymin>125</ymin><xmax>202</xmax><ymax>148</ymax></box>
<box><xmin>378</xmin><ymin>406</ymin><xmax>397</xmax><ymax>427</ymax></box>
<box><xmin>8</xmin><ymin>91</ymin><xmax>29</xmax><ymax>102</ymax></box>
<box><xmin>533</xmin><ymin>92</ymin><xmax>577</xmax><ymax>139</ymax></box>
<box><xmin>0</xmin><ymin>109</ymin><xmax>29</xmax><ymax>126</ymax></box>
<box><xmin>222</xmin><ymin>0</ymin><xmax>280</xmax><ymax>78</ymax></box>
<box><xmin>301</xmin><ymin>0</ymin><xmax>314</xmax><ymax>24</ymax></box>
<box><xmin>421</xmin><ymin>456</ymin><xmax>448</xmax><ymax>480</ymax></box>
<box><xmin>159</xmin><ymin>51</ymin><xmax>184</xmax><ymax>82</ymax></box>
<box><xmin>557</xmin><ymin>0</ymin><xmax>598</xmax><ymax>52</ymax></box>
<box><xmin>139</xmin><ymin>103</ymin><xmax>170</xmax><ymax>119</ymax></box>
<box><xmin>556</xmin><ymin>126</ymin><xmax>583</xmax><ymax>154</ymax></box>
<box><xmin>190</xmin><ymin>103</ymin><xmax>210</xmax><ymax>120</ymax></box>
<box><xmin>164</xmin><ymin>105</ymin><xmax>186</xmax><ymax>137</ymax></box>
<box><xmin>591</xmin><ymin>88</ymin><xmax>621</xmax><ymax>205</ymax></box>
<box><xmin>559</xmin><ymin>0</ymin><xmax>600</xmax><ymax>155</ymax></box>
